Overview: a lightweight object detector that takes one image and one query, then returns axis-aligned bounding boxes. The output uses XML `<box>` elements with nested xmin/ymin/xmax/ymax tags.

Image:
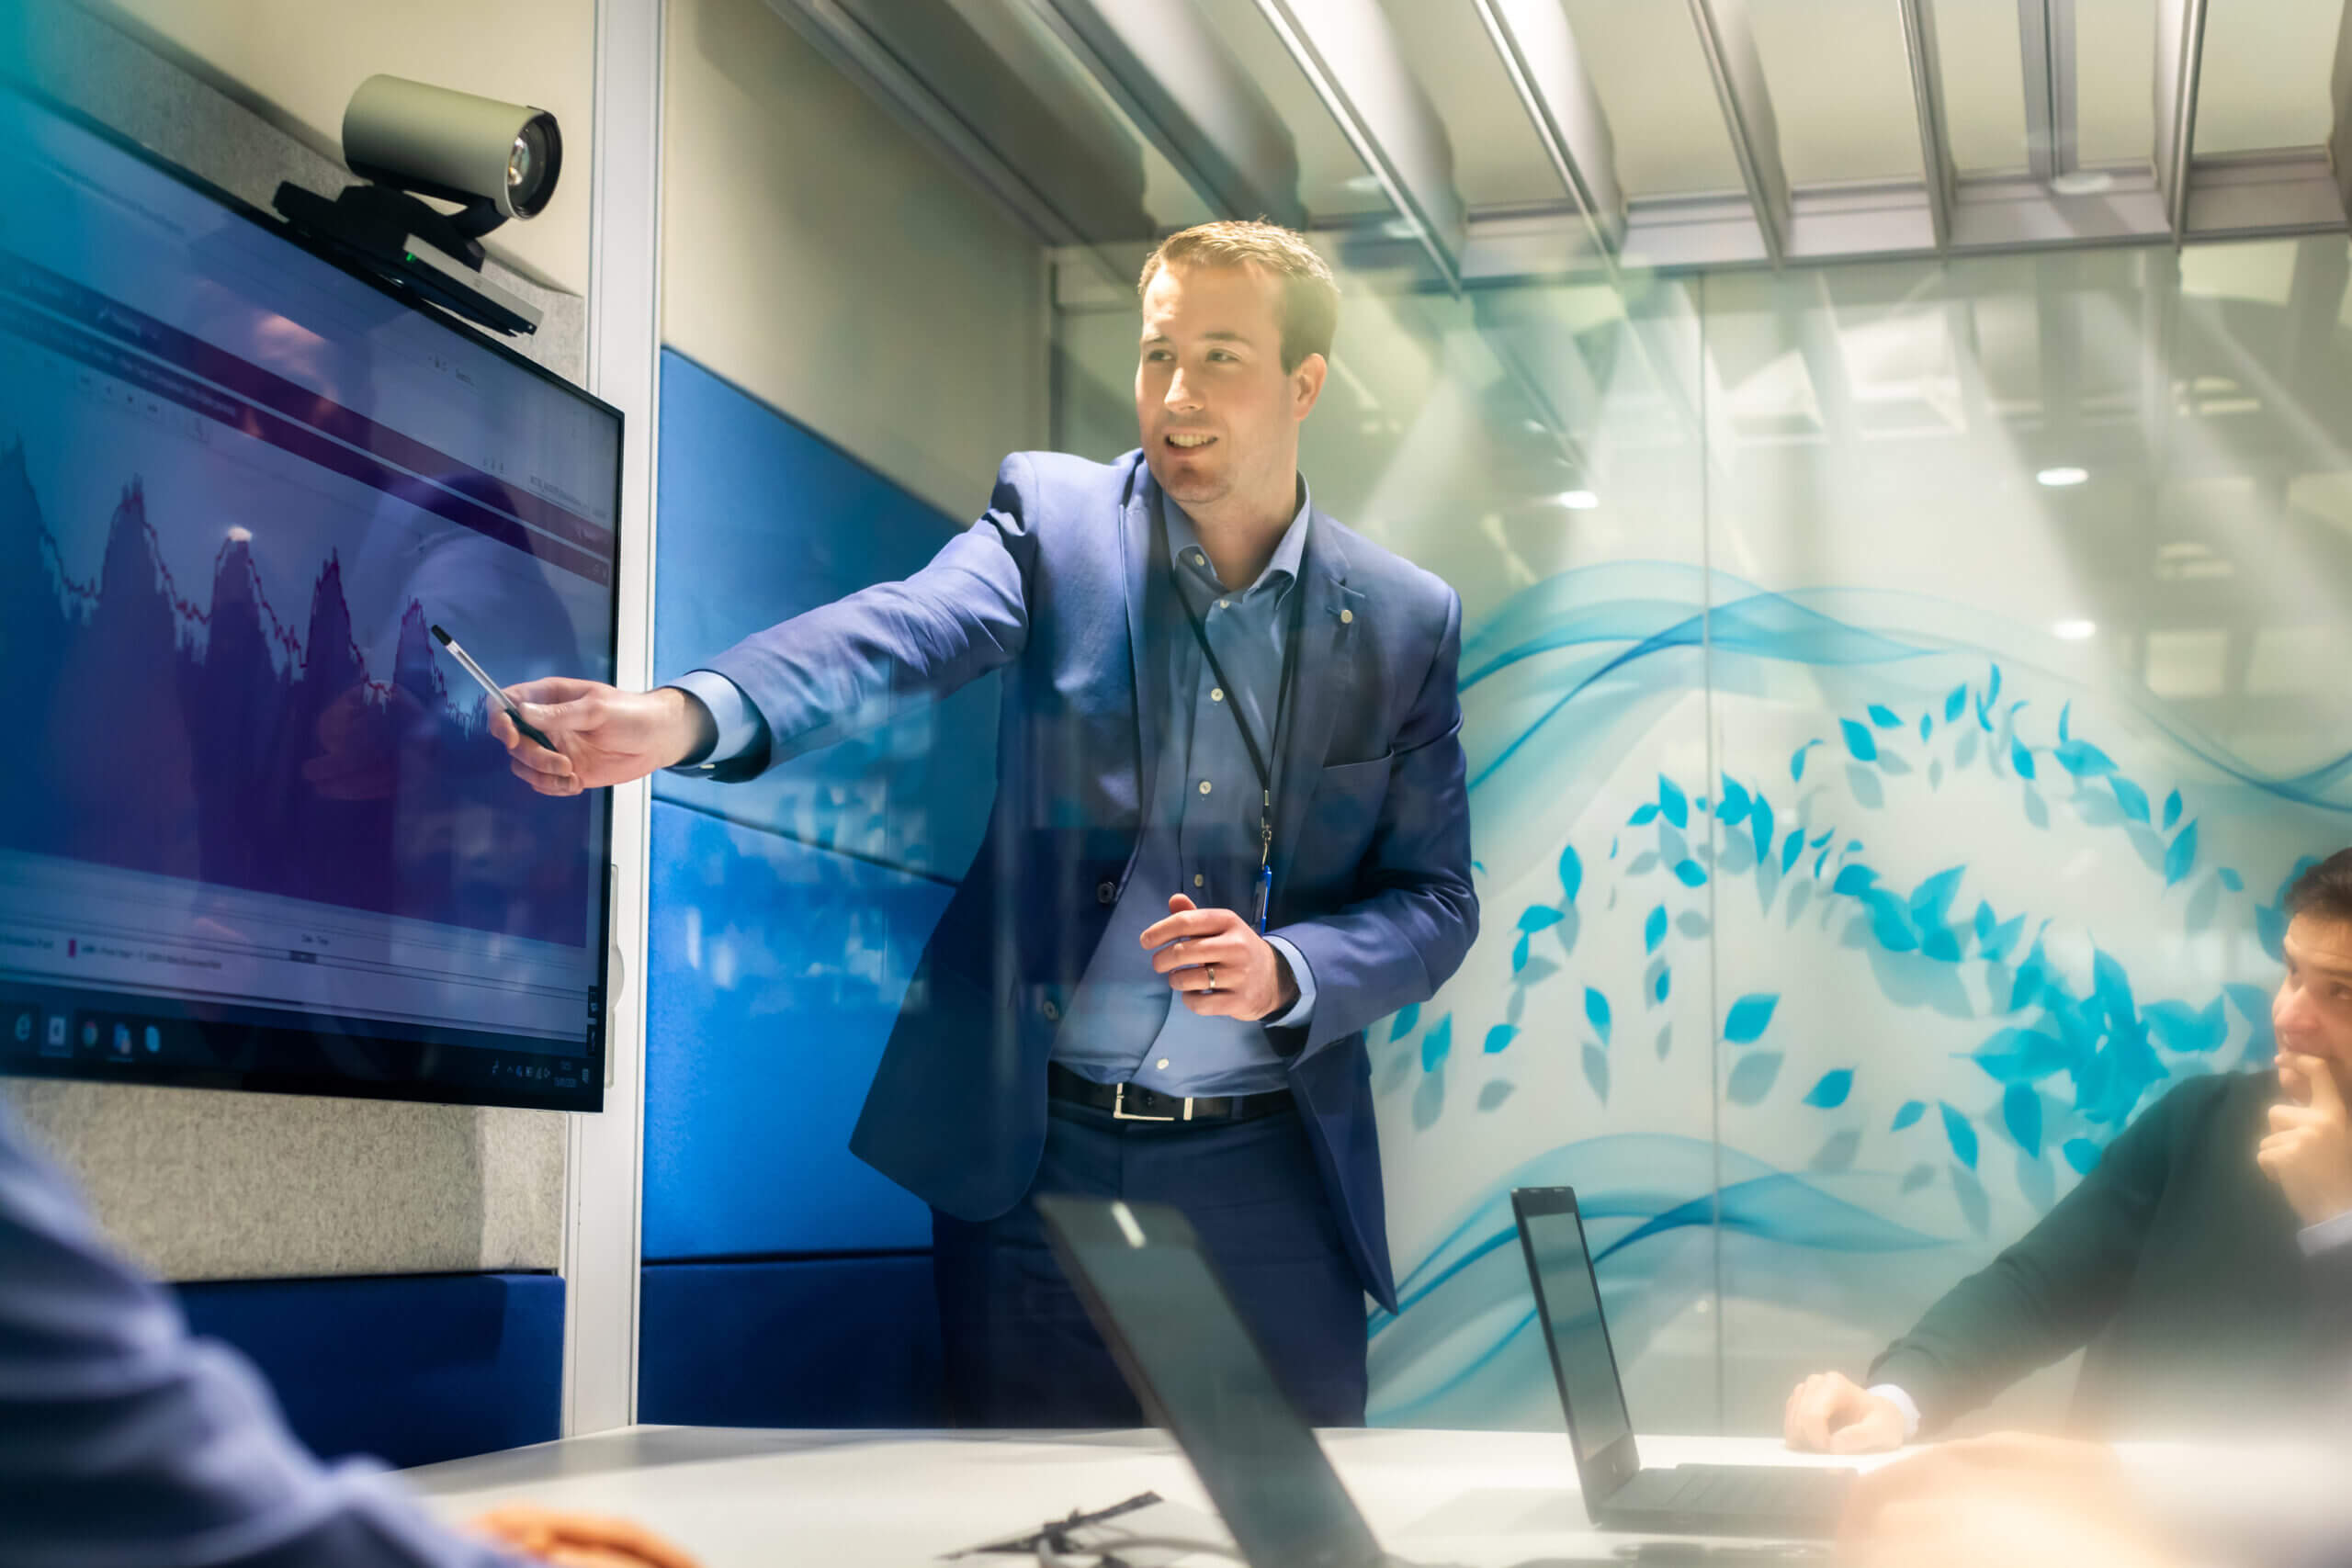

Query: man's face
<box><xmin>2274</xmin><ymin>913</ymin><xmax>2352</xmax><ymax>1095</ymax></box>
<box><xmin>1135</xmin><ymin>262</ymin><xmax>1321</xmax><ymax>513</ymax></box>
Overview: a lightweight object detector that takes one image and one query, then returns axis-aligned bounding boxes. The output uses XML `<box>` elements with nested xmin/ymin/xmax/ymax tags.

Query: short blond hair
<box><xmin>1137</xmin><ymin>220</ymin><xmax>1338</xmax><ymax>373</ymax></box>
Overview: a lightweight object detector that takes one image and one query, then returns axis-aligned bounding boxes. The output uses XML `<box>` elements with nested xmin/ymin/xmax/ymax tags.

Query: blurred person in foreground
<box><xmin>1842</xmin><ymin>1431</ymin><xmax>2352</xmax><ymax>1568</ymax></box>
<box><xmin>0</xmin><ymin>1094</ymin><xmax>699</xmax><ymax>1568</ymax></box>
<box><xmin>1787</xmin><ymin>849</ymin><xmax>2352</xmax><ymax>1453</ymax></box>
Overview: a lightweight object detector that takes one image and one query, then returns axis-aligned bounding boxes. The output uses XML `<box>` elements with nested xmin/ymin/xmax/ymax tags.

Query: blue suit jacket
<box><xmin>703</xmin><ymin>449</ymin><xmax>1477</xmax><ymax>1311</ymax></box>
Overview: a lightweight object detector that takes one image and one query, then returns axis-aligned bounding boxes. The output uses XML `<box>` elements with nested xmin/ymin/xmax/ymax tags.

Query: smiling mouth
<box><xmin>1164</xmin><ymin>432</ymin><xmax>1216</xmax><ymax>450</ymax></box>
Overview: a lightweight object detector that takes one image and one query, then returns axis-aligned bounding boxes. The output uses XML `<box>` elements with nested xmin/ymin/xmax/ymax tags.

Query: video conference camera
<box><xmin>274</xmin><ymin>74</ymin><xmax>563</xmax><ymax>338</ymax></box>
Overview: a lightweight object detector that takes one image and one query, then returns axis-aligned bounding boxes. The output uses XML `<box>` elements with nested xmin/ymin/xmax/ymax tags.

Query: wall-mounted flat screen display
<box><xmin>0</xmin><ymin>89</ymin><xmax>618</xmax><ymax>1111</ymax></box>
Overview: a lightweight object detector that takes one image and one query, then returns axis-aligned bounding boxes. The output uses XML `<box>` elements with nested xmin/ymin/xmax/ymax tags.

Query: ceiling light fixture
<box><xmin>2052</xmin><ymin>620</ymin><xmax>2098</xmax><ymax>641</ymax></box>
<box><xmin>1554</xmin><ymin>490</ymin><xmax>1600</xmax><ymax>510</ymax></box>
<box><xmin>2037</xmin><ymin>466</ymin><xmax>2089</xmax><ymax>487</ymax></box>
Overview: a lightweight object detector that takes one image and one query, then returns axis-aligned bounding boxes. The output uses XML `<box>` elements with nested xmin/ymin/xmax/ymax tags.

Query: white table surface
<box><xmin>405</xmin><ymin>1427</ymin><xmax>1903</xmax><ymax>1567</ymax></box>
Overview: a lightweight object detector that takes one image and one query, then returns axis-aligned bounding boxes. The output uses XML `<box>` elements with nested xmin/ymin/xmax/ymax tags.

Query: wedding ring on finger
<box><xmin>1205</xmin><ymin>963</ymin><xmax>1217</xmax><ymax>993</ymax></box>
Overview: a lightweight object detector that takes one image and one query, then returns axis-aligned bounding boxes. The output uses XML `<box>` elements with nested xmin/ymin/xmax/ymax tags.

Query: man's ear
<box><xmin>1292</xmin><ymin>351</ymin><xmax>1328</xmax><ymax>422</ymax></box>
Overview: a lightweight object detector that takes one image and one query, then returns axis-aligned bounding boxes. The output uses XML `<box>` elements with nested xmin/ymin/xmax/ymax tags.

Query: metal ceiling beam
<box><xmin>2325</xmin><ymin>0</ymin><xmax>2352</xmax><ymax>225</ymax></box>
<box><xmin>1685</xmin><ymin>0</ymin><xmax>1793</xmax><ymax>265</ymax></box>
<box><xmin>1027</xmin><ymin>0</ymin><xmax>1306</xmax><ymax>231</ymax></box>
<box><xmin>2018</xmin><ymin>0</ymin><xmax>2077</xmax><ymax>184</ymax></box>
<box><xmin>1250</xmin><ymin>0</ymin><xmax>1468</xmax><ymax>293</ymax></box>
<box><xmin>2154</xmin><ymin>0</ymin><xmax>2210</xmax><ymax>243</ymax></box>
<box><xmin>1471</xmin><ymin>0</ymin><xmax>1627</xmax><ymax>273</ymax></box>
<box><xmin>769</xmin><ymin>0</ymin><xmax>1148</xmax><ymax>249</ymax></box>
<box><xmin>1897</xmin><ymin>0</ymin><xmax>1956</xmax><ymax>251</ymax></box>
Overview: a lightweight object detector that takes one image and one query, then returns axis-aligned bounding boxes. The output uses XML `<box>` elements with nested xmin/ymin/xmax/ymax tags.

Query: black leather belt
<box><xmin>1046</xmin><ymin>1061</ymin><xmax>1293</xmax><ymax>1125</ymax></box>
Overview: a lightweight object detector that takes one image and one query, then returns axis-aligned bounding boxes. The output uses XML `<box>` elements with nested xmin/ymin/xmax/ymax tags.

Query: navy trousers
<box><xmin>931</xmin><ymin>1099</ymin><xmax>1369</xmax><ymax>1428</ymax></box>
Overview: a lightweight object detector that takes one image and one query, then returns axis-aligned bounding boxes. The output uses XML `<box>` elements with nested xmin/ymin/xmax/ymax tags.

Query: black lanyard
<box><xmin>1168</xmin><ymin>536</ymin><xmax>1305</xmax><ymax>931</ymax></box>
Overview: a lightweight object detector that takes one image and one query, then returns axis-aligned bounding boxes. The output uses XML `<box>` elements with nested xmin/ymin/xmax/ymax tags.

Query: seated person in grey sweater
<box><xmin>1785</xmin><ymin>850</ymin><xmax>2352</xmax><ymax>1452</ymax></box>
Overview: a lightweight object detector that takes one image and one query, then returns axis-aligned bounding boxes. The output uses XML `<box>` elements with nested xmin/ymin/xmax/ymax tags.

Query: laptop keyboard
<box><xmin>1647</xmin><ymin>1463</ymin><xmax>1853</xmax><ymax>1517</ymax></box>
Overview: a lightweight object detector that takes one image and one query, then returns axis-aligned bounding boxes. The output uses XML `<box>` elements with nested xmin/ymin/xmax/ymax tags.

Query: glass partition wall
<box><xmin>1053</xmin><ymin>234</ymin><xmax>2352</xmax><ymax>1432</ymax></box>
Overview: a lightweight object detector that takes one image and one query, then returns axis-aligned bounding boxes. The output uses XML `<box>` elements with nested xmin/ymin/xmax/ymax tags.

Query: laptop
<box><xmin>1038</xmin><ymin>1192</ymin><xmax>1826</xmax><ymax>1568</ymax></box>
<box><xmin>1511</xmin><ymin>1187</ymin><xmax>1855</xmax><ymax>1539</ymax></box>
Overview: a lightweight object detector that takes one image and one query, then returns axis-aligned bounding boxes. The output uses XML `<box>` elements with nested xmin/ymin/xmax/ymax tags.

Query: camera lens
<box><xmin>503</xmin><ymin>118</ymin><xmax>560</xmax><ymax>218</ymax></box>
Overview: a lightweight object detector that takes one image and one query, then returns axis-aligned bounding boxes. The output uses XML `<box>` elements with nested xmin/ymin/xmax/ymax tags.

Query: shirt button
<box><xmin>1211</xmin><ymin>687</ymin><xmax>1224</xmax><ymax>702</ymax></box>
<box><xmin>1193</xmin><ymin>874</ymin><xmax>1204</xmax><ymax>887</ymax></box>
<box><xmin>1042</xmin><ymin>999</ymin><xmax>1059</xmax><ymax>1022</ymax></box>
<box><xmin>1199</xmin><ymin>780</ymin><xmax>1212</xmax><ymax>795</ymax></box>
<box><xmin>1340</xmin><ymin>608</ymin><xmax>1354</xmax><ymax>624</ymax></box>
<box><xmin>1097</xmin><ymin>880</ymin><xmax>1117</xmax><ymax>904</ymax></box>
<box><xmin>1218</xmin><ymin>598</ymin><xmax>1230</xmax><ymax>610</ymax></box>
<box><xmin>1157</xmin><ymin>1058</ymin><xmax>1170</xmax><ymax>1070</ymax></box>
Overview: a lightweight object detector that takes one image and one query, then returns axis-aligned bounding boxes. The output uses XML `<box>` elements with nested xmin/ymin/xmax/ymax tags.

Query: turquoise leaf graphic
<box><xmin>1792</xmin><ymin>739</ymin><xmax>1822</xmax><ymax>781</ymax></box>
<box><xmin>2053</xmin><ymin>739</ymin><xmax>2116</xmax><ymax>777</ymax></box>
<box><xmin>2058</xmin><ymin>701</ymin><xmax>2072</xmax><ymax>743</ymax></box>
<box><xmin>1724</xmin><ymin>992</ymin><xmax>1780</xmax><ymax>1043</ymax></box>
<box><xmin>2109</xmin><ymin>775</ymin><xmax>2150</xmax><ymax>824</ymax></box>
<box><xmin>1781</xmin><ymin>829</ymin><xmax>1804</xmax><ymax>874</ymax></box>
<box><xmin>1671</xmin><ymin>859</ymin><xmax>1708</xmax><ymax>887</ymax></box>
<box><xmin>1518</xmin><ymin>906</ymin><xmax>1566</xmax><ymax>931</ymax></box>
<box><xmin>2165</xmin><ymin>819</ymin><xmax>2199</xmax><ymax>886</ymax></box>
<box><xmin>1388</xmin><ymin>1002</ymin><xmax>1420</xmax><ymax>1043</ymax></box>
<box><xmin>1918</xmin><ymin>712</ymin><xmax>1931</xmax><ymax>743</ymax></box>
<box><xmin>1584</xmin><ymin>987</ymin><xmax>1612</xmax><ymax>1045</ymax></box>
<box><xmin>1717</xmin><ymin>774</ymin><xmax>1753</xmax><ymax>826</ymax></box>
<box><xmin>2163</xmin><ymin>789</ymin><xmax>2183</xmax><ymax>830</ymax></box>
<box><xmin>1484</xmin><ymin>1024</ymin><xmax>1520</xmax><ymax>1055</ymax></box>
<box><xmin>1511</xmin><ymin>932</ymin><xmax>1531</xmax><ymax>974</ymax></box>
<box><xmin>1727</xmin><ymin>1051</ymin><xmax>1782</xmax><ymax>1105</ymax></box>
<box><xmin>1868</xmin><ymin>703</ymin><xmax>1901</xmax><ymax>729</ymax></box>
<box><xmin>2009</xmin><ymin>736</ymin><xmax>2036</xmax><ymax>778</ymax></box>
<box><xmin>1939</xmin><ymin>1101</ymin><xmax>1980</xmax><ymax>1168</ymax></box>
<box><xmin>1803</xmin><ymin>1069</ymin><xmax>1854</xmax><ymax>1109</ymax></box>
<box><xmin>1582</xmin><ymin>1043</ymin><xmax>1610</xmax><ymax>1103</ymax></box>
<box><xmin>1892</xmin><ymin>1100</ymin><xmax>1926</xmax><ymax>1131</ymax></box>
<box><xmin>1944</xmin><ymin>682</ymin><xmax>1967</xmax><ymax>722</ymax></box>
<box><xmin>2219</xmin><ymin>867</ymin><xmax>2243</xmax><ymax>892</ymax></box>
<box><xmin>1750</xmin><ymin>795</ymin><xmax>1775</xmax><ymax>865</ymax></box>
<box><xmin>1654</xmin><ymin>966</ymin><xmax>1672</xmax><ymax>1004</ymax></box>
<box><xmin>2062</xmin><ymin>1138</ymin><xmax>2101</xmax><ymax>1176</ymax></box>
<box><xmin>1909</xmin><ymin>865</ymin><xmax>1964</xmax><ymax>927</ymax></box>
<box><xmin>1419</xmin><ymin>1015</ymin><xmax>1453</xmax><ymax>1072</ymax></box>
<box><xmin>1811</xmin><ymin>829</ymin><xmax>1837</xmax><ymax>847</ymax></box>
<box><xmin>1831</xmin><ymin>863</ymin><xmax>1878</xmax><ymax>897</ymax></box>
<box><xmin>1658</xmin><ymin>774</ymin><xmax>1690</xmax><ymax>829</ymax></box>
<box><xmin>2003</xmin><ymin>1083</ymin><xmax>2042</xmax><ymax>1157</ymax></box>
<box><xmin>1840</xmin><ymin>718</ymin><xmax>1879</xmax><ymax>762</ymax></box>
<box><xmin>2144</xmin><ymin>998</ymin><xmax>2226</xmax><ymax>1054</ymax></box>
<box><xmin>1644</xmin><ymin>905</ymin><xmax>1668</xmax><ymax>954</ymax></box>
<box><xmin>1558</xmin><ymin>843</ymin><xmax>1584</xmax><ymax>905</ymax></box>
<box><xmin>1629</xmin><ymin>803</ymin><xmax>1660</xmax><ymax>827</ymax></box>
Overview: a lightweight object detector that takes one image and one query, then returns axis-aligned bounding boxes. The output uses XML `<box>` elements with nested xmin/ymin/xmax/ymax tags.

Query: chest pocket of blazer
<box><xmin>1293</xmin><ymin>753</ymin><xmax>1392</xmax><ymax>886</ymax></box>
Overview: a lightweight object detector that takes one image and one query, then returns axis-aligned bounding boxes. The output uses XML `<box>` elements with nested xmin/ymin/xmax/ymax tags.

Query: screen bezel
<box><xmin>1036</xmin><ymin>1194</ymin><xmax>1388</xmax><ymax>1568</ymax></box>
<box><xmin>1511</xmin><ymin>1185</ymin><xmax>1645</xmax><ymax>1505</ymax></box>
<box><xmin>0</xmin><ymin>83</ymin><xmax>620</xmax><ymax>1115</ymax></box>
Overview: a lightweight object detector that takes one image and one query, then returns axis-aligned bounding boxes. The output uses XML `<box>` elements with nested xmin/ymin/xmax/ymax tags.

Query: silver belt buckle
<box><xmin>1113</xmin><ymin>1082</ymin><xmax>1185</xmax><ymax>1122</ymax></box>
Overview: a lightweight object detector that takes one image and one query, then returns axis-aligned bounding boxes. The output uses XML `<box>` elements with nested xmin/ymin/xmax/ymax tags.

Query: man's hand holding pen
<box><xmin>491</xmin><ymin>678</ymin><xmax>714</xmax><ymax>795</ymax></box>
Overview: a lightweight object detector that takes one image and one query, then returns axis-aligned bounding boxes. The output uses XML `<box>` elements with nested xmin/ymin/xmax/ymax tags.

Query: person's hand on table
<box><xmin>2258</xmin><ymin>1052</ymin><xmax>2352</xmax><ymax>1226</ymax></box>
<box><xmin>1783</xmin><ymin>1371</ymin><xmax>1905</xmax><ymax>1453</ymax></box>
<box><xmin>1142</xmin><ymin>894</ymin><xmax>1297</xmax><ymax>1021</ymax></box>
<box><xmin>467</xmin><ymin>1505</ymin><xmax>702</xmax><ymax>1568</ymax></box>
<box><xmin>492</xmin><ymin>679</ymin><xmax>712</xmax><ymax>797</ymax></box>
<box><xmin>1839</xmin><ymin>1433</ymin><xmax>2175</xmax><ymax>1568</ymax></box>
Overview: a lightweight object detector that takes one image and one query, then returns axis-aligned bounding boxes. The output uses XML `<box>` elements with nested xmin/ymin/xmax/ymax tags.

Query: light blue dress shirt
<box><xmin>667</xmin><ymin>476</ymin><xmax>1319</xmax><ymax>1098</ymax></box>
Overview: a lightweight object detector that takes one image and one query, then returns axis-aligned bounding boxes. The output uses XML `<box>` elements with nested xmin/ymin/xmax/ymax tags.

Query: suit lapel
<box><xmin>1119</xmin><ymin>464</ymin><xmax>1167</xmax><ymax>809</ymax></box>
<box><xmin>1270</xmin><ymin>510</ymin><xmax>1366</xmax><ymax>904</ymax></box>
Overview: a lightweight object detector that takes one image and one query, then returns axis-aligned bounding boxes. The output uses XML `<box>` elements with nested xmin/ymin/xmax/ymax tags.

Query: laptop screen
<box><xmin>1040</xmin><ymin>1198</ymin><xmax>1385</xmax><ymax>1568</ymax></box>
<box><xmin>1519</xmin><ymin>1195</ymin><xmax>1635</xmax><ymax>1471</ymax></box>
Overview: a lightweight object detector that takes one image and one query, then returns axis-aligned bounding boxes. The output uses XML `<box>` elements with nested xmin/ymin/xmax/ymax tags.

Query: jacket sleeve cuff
<box><xmin>1261</xmin><ymin>935</ymin><xmax>1317</xmax><ymax>1028</ymax></box>
<box><xmin>664</xmin><ymin>669</ymin><xmax>767</xmax><ymax>772</ymax></box>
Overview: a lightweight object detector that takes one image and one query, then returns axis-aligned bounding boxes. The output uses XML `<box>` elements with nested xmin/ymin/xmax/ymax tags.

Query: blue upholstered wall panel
<box><xmin>639</xmin><ymin>1257</ymin><xmax>941</xmax><ymax>1428</ymax></box>
<box><xmin>650</xmin><ymin>349</ymin><xmax>998</xmax><ymax>885</ymax></box>
<box><xmin>642</xmin><ymin>800</ymin><xmax>951</xmax><ymax>1259</ymax></box>
<box><xmin>175</xmin><ymin>1272</ymin><xmax>562</xmax><ymax>1470</ymax></box>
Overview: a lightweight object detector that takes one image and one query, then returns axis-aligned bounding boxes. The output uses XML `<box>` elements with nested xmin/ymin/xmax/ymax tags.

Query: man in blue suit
<box><xmin>494</xmin><ymin>221</ymin><xmax>1477</xmax><ymax>1427</ymax></box>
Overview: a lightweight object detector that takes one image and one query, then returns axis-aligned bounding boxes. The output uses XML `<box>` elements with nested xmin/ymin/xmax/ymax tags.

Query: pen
<box><xmin>429</xmin><ymin>624</ymin><xmax>557</xmax><ymax>753</ymax></box>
